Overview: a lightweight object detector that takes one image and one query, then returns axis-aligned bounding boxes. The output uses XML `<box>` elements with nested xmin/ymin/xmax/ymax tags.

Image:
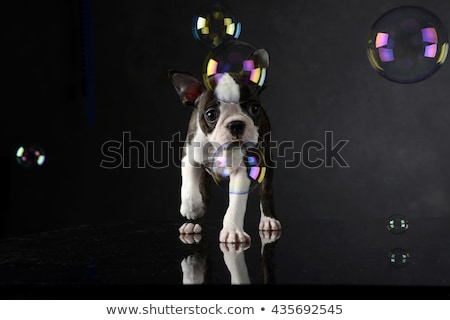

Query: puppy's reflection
<box><xmin>180</xmin><ymin>230</ymin><xmax>281</xmax><ymax>284</ymax></box>
<box><xmin>220</xmin><ymin>242</ymin><xmax>251</xmax><ymax>284</ymax></box>
<box><xmin>179</xmin><ymin>233</ymin><xmax>210</xmax><ymax>285</ymax></box>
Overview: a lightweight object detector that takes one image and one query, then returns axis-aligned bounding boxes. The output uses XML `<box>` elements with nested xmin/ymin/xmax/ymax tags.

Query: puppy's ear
<box><xmin>252</xmin><ymin>49</ymin><xmax>269</xmax><ymax>69</ymax></box>
<box><xmin>250</xmin><ymin>49</ymin><xmax>269</xmax><ymax>95</ymax></box>
<box><xmin>168</xmin><ymin>70</ymin><xmax>205</xmax><ymax>107</ymax></box>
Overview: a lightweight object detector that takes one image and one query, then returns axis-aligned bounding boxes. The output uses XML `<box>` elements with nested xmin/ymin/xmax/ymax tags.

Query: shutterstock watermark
<box><xmin>99</xmin><ymin>131</ymin><xmax>350</xmax><ymax>169</ymax></box>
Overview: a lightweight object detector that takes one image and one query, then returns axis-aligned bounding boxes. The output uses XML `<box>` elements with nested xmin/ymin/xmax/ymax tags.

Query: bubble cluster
<box><xmin>192</xmin><ymin>3</ymin><xmax>241</xmax><ymax>48</ymax></box>
<box><xmin>203</xmin><ymin>40</ymin><xmax>268</xmax><ymax>102</ymax></box>
<box><xmin>15</xmin><ymin>145</ymin><xmax>46</xmax><ymax>168</ymax></box>
<box><xmin>207</xmin><ymin>140</ymin><xmax>266</xmax><ymax>194</ymax></box>
<box><xmin>387</xmin><ymin>214</ymin><xmax>409</xmax><ymax>234</ymax></box>
<box><xmin>367</xmin><ymin>6</ymin><xmax>448</xmax><ymax>83</ymax></box>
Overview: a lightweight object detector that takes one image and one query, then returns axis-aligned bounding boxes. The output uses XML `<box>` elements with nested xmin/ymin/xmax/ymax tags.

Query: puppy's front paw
<box><xmin>179</xmin><ymin>222</ymin><xmax>202</xmax><ymax>234</ymax></box>
<box><xmin>180</xmin><ymin>196</ymin><xmax>205</xmax><ymax>220</ymax></box>
<box><xmin>259</xmin><ymin>216</ymin><xmax>281</xmax><ymax>231</ymax></box>
<box><xmin>219</xmin><ymin>227</ymin><xmax>251</xmax><ymax>243</ymax></box>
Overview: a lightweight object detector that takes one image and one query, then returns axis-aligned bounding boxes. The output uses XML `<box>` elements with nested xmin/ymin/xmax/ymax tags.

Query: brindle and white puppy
<box><xmin>169</xmin><ymin>48</ymin><xmax>281</xmax><ymax>243</ymax></box>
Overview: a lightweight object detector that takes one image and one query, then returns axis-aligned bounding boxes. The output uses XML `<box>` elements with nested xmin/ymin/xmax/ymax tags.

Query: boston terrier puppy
<box><xmin>169</xmin><ymin>47</ymin><xmax>281</xmax><ymax>243</ymax></box>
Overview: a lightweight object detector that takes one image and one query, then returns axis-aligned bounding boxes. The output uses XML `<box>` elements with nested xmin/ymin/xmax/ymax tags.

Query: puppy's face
<box><xmin>196</xmin><ymin>73</ymin><xmax>263</xmax><ymax>146</ymax></box>
<box><xmin>169</xmin><ymin>47</ymin><xmax>270</xmax><ymax>148</ymax></box>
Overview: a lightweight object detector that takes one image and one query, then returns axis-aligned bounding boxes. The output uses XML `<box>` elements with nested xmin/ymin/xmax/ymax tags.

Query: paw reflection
<box><xmin>219</xmin><ymin>242</ymin><xmax>251</xmax><ymax>252</ymax></box>
<box><xmin>259</xmin><ymin>229</ymin><xmax>281</xmax><ymax>245</ymax></box>
<box><xmin>179</xmin><ymin>233</ymin><xmax>202</xmax><ymax>244</ymax></box>
<box><xmin>179</xmin><ymin>229</ymin><xmax>281</xmax><ymax>284</ymax></box>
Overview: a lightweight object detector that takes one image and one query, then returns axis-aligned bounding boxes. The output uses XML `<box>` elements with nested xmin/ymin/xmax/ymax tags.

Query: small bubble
<box><xmin>387</xmin><ymin>214</ymin><xmax>409</xmax><ymax>234</ymax></box>
<box><xmin>192</xmin><ymin>3</ymin><xmax>241</xmax><ymax>48</ymax></box>
<box><xmin>15</xmin><ymin>145</ymin><xmax>46</xmax><ymax>168</ymax></box>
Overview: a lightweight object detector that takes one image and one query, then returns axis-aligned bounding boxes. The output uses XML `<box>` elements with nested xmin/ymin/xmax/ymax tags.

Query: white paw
<box><xmin>219</xmin><ymin>227</ymin><xmax>251</xmax><ymax>243</ymax></box>
<box><xmin>259</xmin><ymin>216</ymin><xmax>281</xmax><ymax>231</ymax></box>
<box><xmin>180</xmin><ymin>196</ymin><xmax>205</xmax><ymax>220</ymax></box>
<box><xmin>179</xmin><ymin>222</ymin><xmax>202</xmax><ymax>234</ymax></box>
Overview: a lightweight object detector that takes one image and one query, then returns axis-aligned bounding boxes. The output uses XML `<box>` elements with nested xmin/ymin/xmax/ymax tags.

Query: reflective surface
<box><xmin>1</xmin><ymin>212</ymin><xmax>450</xmax><ymax>298</ymax></box>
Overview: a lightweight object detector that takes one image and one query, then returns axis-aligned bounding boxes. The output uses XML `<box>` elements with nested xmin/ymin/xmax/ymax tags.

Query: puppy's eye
<box><xmin>205</xmin><ymin>108</ymin><xmax>219</xmax><ymax>122</ymax></box>
<box><xmin>248</xmin><ymin>104</ymin><xmax>261</xmax><ymax>116</ymax></box>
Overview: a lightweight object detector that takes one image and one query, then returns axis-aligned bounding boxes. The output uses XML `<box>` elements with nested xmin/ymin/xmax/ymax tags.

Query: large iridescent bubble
<box><xmin>207</xmin><ymin>140</ymin><xmax>266</xmax><ymax>194</ymax></box>
<box><xmin>203</xmin><ymin>40</ymin><xmax>269</xmax><ymax>103</ymax></box>
<box><xmin>367</xmin><ymin>6</ymin><xmax>448</xmax><ymax>83</ymax></box>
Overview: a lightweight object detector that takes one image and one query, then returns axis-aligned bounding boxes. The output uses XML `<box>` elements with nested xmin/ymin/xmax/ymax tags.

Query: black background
<box><xmin>2</xmin><ymin>0</ymin><xmax>450</xmax><ymax>294</ymax></box>
<box><xmin>3</xmin><ymin>0</ymin><xmax>450</xmax><ymax>235</ymax></box>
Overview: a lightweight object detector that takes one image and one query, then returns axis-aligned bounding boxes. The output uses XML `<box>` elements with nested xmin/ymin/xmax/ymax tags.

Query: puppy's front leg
<box><xmin>219</xmin><ymin>168</ymin><xmax>251</xmax><ymax>243</ymax></box>
<box><xmin>179</xmin><ymin>155</ymin><xmax>209</xmax><ymax>234</ymax></box>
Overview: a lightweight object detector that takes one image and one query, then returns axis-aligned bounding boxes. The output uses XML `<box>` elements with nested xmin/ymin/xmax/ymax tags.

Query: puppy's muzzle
<box><xmin>227</xmin><ymin>121</ymin><xmax>246</xmax><ymax>137</ymax></box>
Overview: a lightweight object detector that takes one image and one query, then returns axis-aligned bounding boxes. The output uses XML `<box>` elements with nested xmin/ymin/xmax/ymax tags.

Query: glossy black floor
<box><xmin>2</xmin><ymin>215</ymin><xmax>450</xmax><ymax>289</ymax></box>
<box><xmin>1</xmin><ymin>180</ymin><xmax>450</xmax><ymax>299</ymax></box>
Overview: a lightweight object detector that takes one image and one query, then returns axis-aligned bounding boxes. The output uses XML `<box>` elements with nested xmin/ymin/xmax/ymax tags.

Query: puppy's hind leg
<box><xmin>179</xmin><ymin>156</ymin><xmax>211</xmax><ymax>234</ymax></box>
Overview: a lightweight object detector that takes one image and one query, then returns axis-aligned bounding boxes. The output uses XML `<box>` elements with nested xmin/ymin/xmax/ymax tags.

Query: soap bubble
<box><xmin>206</xmin><ymin>140</ymin><xmax>266</xmax><ymax>194</ymax></box>
<box><xmin>203</xmin><ymin>40</ymin><xmax>268</xmax><ymax>103</ymax></box>
<box><xmin>15</xmin><ymin>145</ymin><xmax>46</xmax><ymax>168</ymax></box>
<box><xmin>388</xmin><ymin>248</ymin><xmax>410</xmax><ymax>268</ymax></box>
<box><xmin>192</xmin><ymin>3</ymin><xmax>241</xmax><ymax>48</ymax></box>
<box><xmin>367</xmin><ymin>6</ymin><xmax>448</xmax><ymax>83</ymax></box>
<box><xmin>387</xmin><ymin>214</ymin><xmax>409</xmax><ymax>234</ymax></box>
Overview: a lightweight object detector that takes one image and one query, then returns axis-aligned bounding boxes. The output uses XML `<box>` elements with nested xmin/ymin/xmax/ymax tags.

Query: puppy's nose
<box><xmin>227</xmin><ymin>121</ymin><xmax>245</xmax><ymax>136</ymax></box>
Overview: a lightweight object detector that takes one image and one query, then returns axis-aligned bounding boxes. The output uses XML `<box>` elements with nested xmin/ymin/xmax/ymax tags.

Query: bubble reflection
<box><xmin>388</xmin><ymin>248</ymin><xmax>410</xmax><ymax>268</ymax></box>
<box><xmin>387</xmin><ymin>214</ymin><xmax>409</xmax><ymax>234</ymax></box>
